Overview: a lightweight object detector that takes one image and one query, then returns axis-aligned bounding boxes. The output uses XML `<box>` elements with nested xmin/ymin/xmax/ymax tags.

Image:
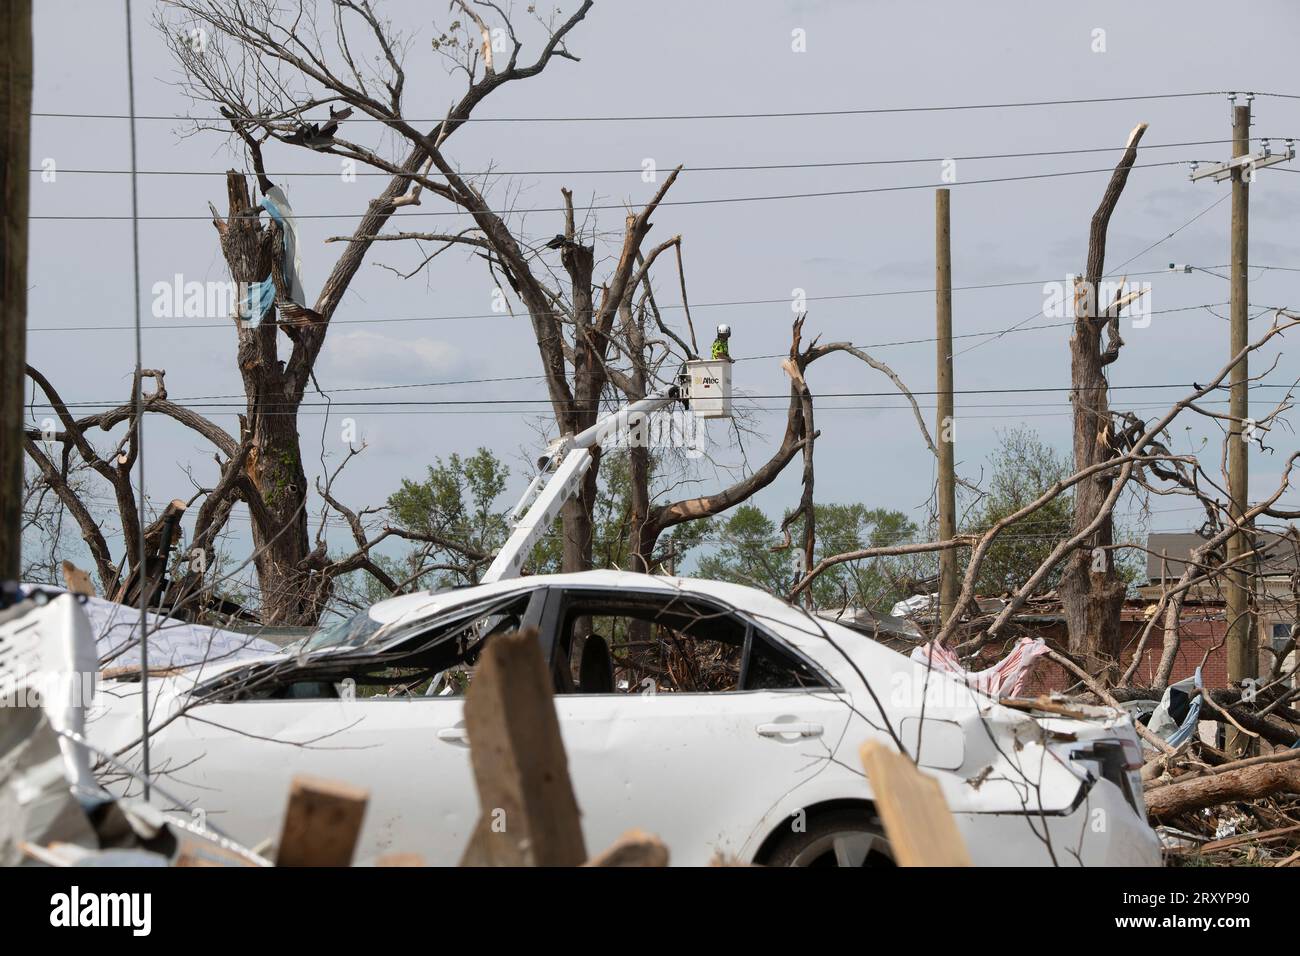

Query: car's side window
<box><xmin>743</xmin><ymin>628</ymin><xmax>829</xmax><ymax>691</ymax></box>
<box><xmin>552</xmin><ymin>591</ymin><xmax>825</xmax><ymax>694</ymax></box>
<box><xmin>570</xmin><ymin>608</ymin><xmax>745</xmax><ymax>693</ymax></box>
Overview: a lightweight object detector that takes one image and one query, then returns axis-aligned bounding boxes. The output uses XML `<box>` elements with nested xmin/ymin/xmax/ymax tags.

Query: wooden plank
<box><xmin>172</xmin><ymin>831</ymin><xmax>265</xmax><ymax>867</ymax></box>
<box><xmin>584</xmin><ymin>828</ymin><xmax>668</xmax><ymax>867</ymax></box>
<box><xmin>60</xmin><ymin>560</ymin><xmax>96</xmax><ymax>596</ymax></box>
<box><xmin>275</xmin><ymin>774</ymin><xmax>369</xmax><ymax>867</ymax></box>
<box><xmin>459</xmin><ymin>627</ymin><xmax>586</xmax><ymax>866</ymax></box>
<box><xmin>859</xmin><ymin>740</ymin><xmax>971</xmax><ymax>867</ymax></box>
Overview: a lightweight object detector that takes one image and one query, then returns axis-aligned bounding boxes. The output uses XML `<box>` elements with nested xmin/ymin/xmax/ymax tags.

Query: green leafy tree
<box><xmin>962</xmin><ymin>429</ymin><xmax>1074</xmax><ymax>596</ymax></box>
<box><xmin>697</xmin><ymin>503</ymin><xmax>921</xmax><ymax>612</ymax></box>
<box><xmin>695</xmin><ymin>505</ymin><xmax>785</xmax><ymax>593</ymax></box>
<box><xmin>587</xmin><ymin>451</ymin><xmax>710</xmax><ymax>574</ymax></box>
<box><xmin>962</xmin><ymin>428</ymin><xmax>1142</xmax><ymax>598</ymax></box>
<box><xmin>353</xmin><ymin>448</ymin><xmax>518</xmax><ymax>603</ymax></box>
<box><xmin>362</xmin><ymin>448</ymin><xmax>710</xmax><ymax>603</ymax></box>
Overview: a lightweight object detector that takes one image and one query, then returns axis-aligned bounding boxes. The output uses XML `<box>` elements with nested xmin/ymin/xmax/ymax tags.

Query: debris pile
<box><xmin>1143</xmin><ymin>745</ymin><xmax>1300</xmax><ymax>866</ymax></box>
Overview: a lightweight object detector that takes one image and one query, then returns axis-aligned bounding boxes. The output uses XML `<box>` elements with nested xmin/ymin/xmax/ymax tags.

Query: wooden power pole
<box><xmin>0</xmin><ymin>0</ymin><xmax>33</xmax><ymax>583</ymax></box>
<box><xmin>1226</xmin><ymin>102</ymin><xmax>1255</xmax><ymax>751</ymax></box>
<box><xmin>936</xmin><ymin>189</ymin><xmax>958</xmax><ymax>629</ymax></box>
<box><xmin>1190</xmin><ymin>97</ymin><xmax>1294</xmax><ymax>750</ymax></box>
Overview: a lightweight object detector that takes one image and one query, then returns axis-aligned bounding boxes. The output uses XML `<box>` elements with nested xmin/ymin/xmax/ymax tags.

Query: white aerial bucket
<box><xmin>685</xmin><ymin>359</ymin><xmax>732</xmax><ymax>419</ymax></box>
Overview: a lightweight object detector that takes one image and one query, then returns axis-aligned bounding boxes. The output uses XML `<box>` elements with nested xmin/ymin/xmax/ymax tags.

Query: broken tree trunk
<box><xmin>111</xmin><ymin>498</ymin><xmax>187</xmax><ymax>608</ymax></box>
<box><xmin>210</xmin><ymin>172</ymin><xmax>319</xmax><ymax>625</ymax></box>
<box><xmin>1146</xmin><ymin>760</ymin><xmax>1300</xmax><ymax>821</ymax></box>
<box><xmin>459</xmin><ymin>627</ymin><xmax>587</xmax><ymax>866</ymax></box>
<box><xmin>1059</xmin><ymin>122</ymin><xmax>1147</xmax><ymax>676</ymax></box>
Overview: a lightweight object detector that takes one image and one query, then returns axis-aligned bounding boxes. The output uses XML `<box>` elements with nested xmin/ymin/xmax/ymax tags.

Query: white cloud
<box><xmin>319</xmin><ymin>330</ymin><xmax>461</xmax><ymax>386</ymax></box>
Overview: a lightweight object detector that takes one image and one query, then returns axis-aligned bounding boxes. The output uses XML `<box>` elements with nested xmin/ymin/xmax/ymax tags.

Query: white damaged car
<box><xmin>87</xmin><ymin>570</ymin><xmax>1161</xmax><ymax>866</ymax></box>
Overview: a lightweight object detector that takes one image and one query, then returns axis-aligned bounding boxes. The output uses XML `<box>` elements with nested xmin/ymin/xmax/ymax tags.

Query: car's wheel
<box><xmin>763</xmin><ymin>809</ymin><xmax>895</xmax><ymax>867</ymax></box>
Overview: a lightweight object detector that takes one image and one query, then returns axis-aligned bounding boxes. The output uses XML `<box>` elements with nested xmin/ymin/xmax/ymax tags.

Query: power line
<box><xmin>954</xmin><ymin>191</ymin><xmax>1234</xmax><ymax>358</ymax></box>
<box><xmin>57</xmin><ymin>482</ymin><xmax>1223</xmax><ymax>546</ymax></box>
<box><xmin>27</xmin><ymin>90</ymin><xmax>1233</xmax><ymax>124</ymax></box>
<box><xmin>27</xmin><ymin>138</ymin><xmax>1280</xmax><ymax>179</ymax></box>
<box><xmin>30</xmin><ymin>301</ymin><xmax>1253</xmax><ymax>406</ymax></box>
<box><xmin>122</xmin><ymin>0</ymin><xmax>153</xmax><ymax>803</ymax></box>
<box><xmin>30</xmin><ymin>382</ymin><xmax>1294</xmax><ymax>414</ymax></box>
<box><xmin>21</xmin><ymin>401</ymin><xmax>1251</xmax><ymax>421</ymax></box>
<box><xmin>25</xmin><ymin>266</ymin><xmax>1232</xmax><ymax>333</ymax></box>
<box><xmin>27</xmin><ymin>160</ymin><xmax>1194</xmax><ymax>221</ymax></box>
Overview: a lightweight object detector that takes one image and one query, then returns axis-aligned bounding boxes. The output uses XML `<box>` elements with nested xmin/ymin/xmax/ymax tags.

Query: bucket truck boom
<box><xmin>480</xmin><ymin>391</ymin><xmax>681</xmax><ymax>582</ymax></box>
<box><xmin>480</xmin><ymin>337</ymin><xmax>734</xmax><ymax>583</ymax></box>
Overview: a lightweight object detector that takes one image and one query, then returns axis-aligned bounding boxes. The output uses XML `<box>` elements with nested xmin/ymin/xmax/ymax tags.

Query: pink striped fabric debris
<box><xmin>910</xmin><ymin>636</ymin><xmax>1049</xmax><ymax>697</ymax></box>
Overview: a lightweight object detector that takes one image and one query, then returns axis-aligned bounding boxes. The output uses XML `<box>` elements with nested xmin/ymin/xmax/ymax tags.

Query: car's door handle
<box><xmin>437</xmin><ymin>725</ymin><xmax>469</xmax><ymax>744</ymax></box>
<box><xmin>756</xmin><ymin>721</ymin><xmax>823</xmax><ymax>738</ymax></box>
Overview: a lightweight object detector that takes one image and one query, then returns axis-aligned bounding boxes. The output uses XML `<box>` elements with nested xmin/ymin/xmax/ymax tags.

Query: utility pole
<box><xmin>1226</xmin><ymin>102</ymin><xmax>1255</xmax><ymax>753</ymax></box>
<box><xmin>1189</xmin><ymin>97</ymin><xmax>1293</xmax><ymax>753</ymax></box>
<box><xmin>935</xmin><ymin>188</ymin><xmax>958</xmax><ymax>630</ymax></box>
<box><xmin>0</xmin><ymin>0</ymin><xmax>33</xmax><ymax>586</ymax></box>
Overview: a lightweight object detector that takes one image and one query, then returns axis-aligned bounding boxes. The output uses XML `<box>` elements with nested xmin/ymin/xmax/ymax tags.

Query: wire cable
<box><xmin>27</xmin><ymin>90</ymin><xmax>1232</xmax><ymax>123</ymax></box>
<box><xmin>31</xmin><ymin>381</ymin><xmax>1294</xmax><ymax>414</ymax></box>
<box><xmin>122</xmin><ymin>0</ymin><xmax>151</xmax><ymax>801</ymax></box>
<box><xmin>953</xmin><ymin>192</ymin><xmax>1233</xmax><ymax>358</ymax></box>
<box><xmin>27</xmin><ymin>137</ymin><xmax>1282</xmax><ymax>179</ymax></box>
<box><xmin>27</xmin><ymin>160</ymin><xmax>1194</xmax><ymax>221</ymax></box>
<box><xmin>26</xmin><ymin>266</ymin><xmax>1228</xmax><ymax>333</ymax></box>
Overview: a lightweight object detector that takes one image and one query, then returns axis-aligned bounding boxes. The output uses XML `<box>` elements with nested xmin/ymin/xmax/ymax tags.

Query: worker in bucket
<box><xmin>711</xmin><ymin>323</ymin><xmax>732</xmax><ymax>360</ymax></box>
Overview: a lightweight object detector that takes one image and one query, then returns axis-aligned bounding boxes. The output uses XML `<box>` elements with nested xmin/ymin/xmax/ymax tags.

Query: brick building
<box><xmin>867</xmin><ymin>527</ymin><xmax>1297</xmax><ymax>696</ymax></box>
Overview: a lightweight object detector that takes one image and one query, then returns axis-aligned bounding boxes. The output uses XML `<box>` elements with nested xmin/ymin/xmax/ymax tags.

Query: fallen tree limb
<box><xmin>1167</xmin><ymin>745</ymin><xmax>1300</xmax><ymax>783</ymax></box>
<box><xmin>1192</xmin><ymin>822</ymin><xmax>1300</xmax><ymax>855</ymax></box>
<box><xmin>1145</xmin><ymin>745</ymin><xmax>1300</xmax><ymax>790</ymax></box>
<box><xmin>1207</xmin><ymin>690</ymin><xmax>1300</xmax><ymax>748</ymax></box>
<box><xmin>1145</xmin><ymin>760</ymin><xmax>1300</xmax><ymax>821</ymax></box>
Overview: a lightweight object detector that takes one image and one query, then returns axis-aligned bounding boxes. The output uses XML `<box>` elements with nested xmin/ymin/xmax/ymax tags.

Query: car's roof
<box><xmin>359</xmin><ymin>570</ymin><xmax>931</xmax><ymax>690</ymax></box>
<box><xmin>366</xmin><ymin>569</ymin><xmax>812</xmax><ymax>632</ymax></box>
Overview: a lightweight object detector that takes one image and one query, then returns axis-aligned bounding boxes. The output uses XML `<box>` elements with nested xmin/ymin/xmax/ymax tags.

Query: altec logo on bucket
<box><xmin>49</xmin><ymin>886</ymin><xmax>152</xmax><ymax>936</ymax></box>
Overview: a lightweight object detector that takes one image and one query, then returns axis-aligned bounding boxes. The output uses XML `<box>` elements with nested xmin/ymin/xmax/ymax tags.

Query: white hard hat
<box><xmin>716</xmin><ymin>323</ymin><xmax>731</xmax><ymax>338</ymax></box>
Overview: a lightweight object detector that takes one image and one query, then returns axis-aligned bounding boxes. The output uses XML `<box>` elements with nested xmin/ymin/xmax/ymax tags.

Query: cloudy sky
<box><xmin>25</xmin><ymin>0</ymin><xmax>1300</xmax><ymax>579</ymax></box>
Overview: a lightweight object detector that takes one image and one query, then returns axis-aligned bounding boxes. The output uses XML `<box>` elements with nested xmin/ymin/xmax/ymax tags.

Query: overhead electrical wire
<box><xmin>26</xmin><ymin>160</ymin><xmax>1197</xmax><ymax>220</ymax></box>
<box><xmin>25</xmin><ymin>303</ymin><xmax>1243</xmax><ymax>405</ymax></box>
<box><xmin>26</xmin><ymin>298</ymin><xmax>1289</xmax><ymax>407</ymax></box>
<box><xmin>57</xmin><ymin>483</ymin><xmax>1220</xmax><ymax>547</ymax></box>
<box><xmin>30</xmin><ymin>381</ymin><xmax>1294</xmax><ymax>415</ymax></box>
<box><xmin>952</xmin><ymin>190</ymin><xmax>1235</xmax><ymax>358</ymax></box>
<box><xmin>28</xmin><ymin>137</ymin><xmax>1289</xmax><ymax>179</ymax></box>
<box><xmin>21</xmin><ymin>403</ymin><xmax>1251</xmax><ymax>421</ymax></box>
<box><xmin>27</xmin><ymin>90</ymin><xmax>1236</xmax><ymax>124</ymax></box>
<box><xmin>27</xmin><ymin>267</ymin><xmax>1242</xmax><ymax>333</ymax></box>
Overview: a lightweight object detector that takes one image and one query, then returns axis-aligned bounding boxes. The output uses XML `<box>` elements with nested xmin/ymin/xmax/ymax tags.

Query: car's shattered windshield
<box><xmin>288</xmin><ymin>610</ymin><xmax>387</xmax><ymax>654</ymax></box>
<box><xmin>283</xmin><ymin>591</ymin><xmax>526</xmax><ymax>658</ymax></box>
